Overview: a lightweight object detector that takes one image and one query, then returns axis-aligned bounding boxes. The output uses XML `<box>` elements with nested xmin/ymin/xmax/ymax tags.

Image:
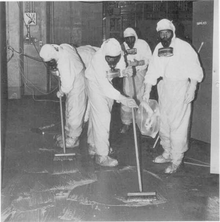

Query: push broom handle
<box><xmin>131</xmin><ymin>71</ymin><xmax>143</xmax><ymax>192</ymax></box>
<box><xmin>132</xmin><ymin>107</ymin><xmax>143</xmax><ymax>192</ymax></box>
<box><xmin>59</xmin><ymin>79</ymin><xmax>66</xmax><ymax>154</ymax></box>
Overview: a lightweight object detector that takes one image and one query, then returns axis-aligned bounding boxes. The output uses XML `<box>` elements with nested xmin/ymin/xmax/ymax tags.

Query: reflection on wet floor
<box><xmin>1</xmin><ymin>97</ymin><xmax>219</xmax><ymax>221</ymax></box>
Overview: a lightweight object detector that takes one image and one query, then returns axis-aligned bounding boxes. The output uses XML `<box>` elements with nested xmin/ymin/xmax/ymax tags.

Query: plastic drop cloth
<box><xmin>136</xmin><ymin>99</ymin><xmax>160</xmax><ymax>138</ymax></box>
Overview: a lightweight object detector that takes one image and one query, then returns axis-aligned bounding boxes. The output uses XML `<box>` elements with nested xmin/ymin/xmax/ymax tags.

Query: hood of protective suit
<box><xmin>124</xmin><ymin>28</ymin><xmax>138</xmax><ymax>40</ymax></box>
<box><xmin>39</xmin><ymin>44</ymin><xmax>59</xmax><ymax>62</ymax></box>
<box><xmin>123</xmin><ymin>27</ymin><xmax>138</xmax><ymax>47</ymax></box>
<box><xmin>156</xmin><ymin>19</ymin><xmax>176</xmax><ymax>40</ymax></box>
<box><xmin>101</xmin><ymin>38</ymin><xmax>121</xmax><ymax>57</ymax></box>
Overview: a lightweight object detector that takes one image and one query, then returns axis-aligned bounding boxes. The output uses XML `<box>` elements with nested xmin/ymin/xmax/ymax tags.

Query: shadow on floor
<box><xmin>1</xmin><ymin>96</ymin><xmax>219</xmax><ymax>221</ymax></box>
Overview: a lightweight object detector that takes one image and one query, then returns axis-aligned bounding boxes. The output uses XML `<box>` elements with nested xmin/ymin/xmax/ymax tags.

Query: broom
<box><xmin>126</xmin><ymin>70</ymin><xmax>157</xmax><ymax>201</ymax></box>
<box><xmin>54</xmin><ymin>78</ymin><xmax>76</xmax><ymax>161</ymax></box>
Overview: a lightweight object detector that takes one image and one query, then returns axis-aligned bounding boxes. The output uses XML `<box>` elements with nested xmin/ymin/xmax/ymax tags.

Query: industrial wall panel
<box><xmin>191</xmin><ymin>1</ymin><xmax>214</xmax><ymax>143</ymax></box>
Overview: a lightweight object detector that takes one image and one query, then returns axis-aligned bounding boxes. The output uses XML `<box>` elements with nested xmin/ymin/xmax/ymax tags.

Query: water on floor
<box><xmin>1</xmin><ymin>96</ymin><xmax>219</xmax><ymax>221</ymax></box>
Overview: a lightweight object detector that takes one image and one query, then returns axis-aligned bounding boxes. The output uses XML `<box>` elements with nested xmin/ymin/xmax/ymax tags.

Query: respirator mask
<box><xmin>45</xmin><ymin>59</ymin><xmax>59</xmax><ymax>76</ymax></box>
<box><xmin>105</xmin><ymin>54</ymin><xmax>121</xmax><ymax>79</ymax></box>
<box><xmin>126</xmin><ymin>48</ymin><xmax>137</xmax><ymax>55</ymax></box>
<box><xmin>124</xmin><ymin>36</ymin><xmax>136</xmax><ymax>49</ymax></box>
<box><xmin>158</xmin><ymin>30</ymin><xmax>174</xmax><ymax>57</ymax></box>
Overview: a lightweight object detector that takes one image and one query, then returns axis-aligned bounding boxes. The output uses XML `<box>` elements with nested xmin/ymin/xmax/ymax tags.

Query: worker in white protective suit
<box><xmin>40</xmin><ymin>44</ymin><xmax>96</xmax><ymax>148</ymax></box>
<box><xmin>85</xmin><ymin>38</ymin><xmax>138</xmax><ymax>167</ymax></box>
<box><xmin>143</xmin><ymin>19</ymin><xmax>204</xmax><ymax>174</ymax></box>
<box><xmin>120</xmin><ymin>27</ymin><xmax>152</xmax><ymax>133</ymax></box>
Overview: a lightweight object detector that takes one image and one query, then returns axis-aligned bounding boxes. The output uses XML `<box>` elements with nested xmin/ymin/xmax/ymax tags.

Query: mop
<box><xmin>126</xmin><ymin>72</ymin><xmax>157</xmax><ymax>201</ymax></box>
<box><xmin>54</xmin><ymin>79</ymin><xmax>76</xmax><ymax>161</ymax></box>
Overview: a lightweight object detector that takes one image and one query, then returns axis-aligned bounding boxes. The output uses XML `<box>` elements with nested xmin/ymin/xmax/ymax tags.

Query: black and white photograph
<box><xmin>1</xmin><ymin>0</ymin><xmax>219</xmax><ymax>221</ymax></box>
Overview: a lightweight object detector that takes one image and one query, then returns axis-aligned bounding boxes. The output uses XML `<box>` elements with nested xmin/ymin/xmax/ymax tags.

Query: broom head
<box><xmin>127</xmin><ymin>192</ymin><xmax>157</xmax><ymax>202</ymax></box>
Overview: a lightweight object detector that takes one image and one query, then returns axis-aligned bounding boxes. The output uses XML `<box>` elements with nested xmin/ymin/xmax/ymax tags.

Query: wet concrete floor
<box><xmin>1</xmin><ymin>96</ymin><xmax>219</xmax><ymax>221</ymax></box>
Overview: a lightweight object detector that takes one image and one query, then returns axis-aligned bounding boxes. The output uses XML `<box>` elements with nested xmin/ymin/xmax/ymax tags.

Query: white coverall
<box><xmin>144</xmin><ymin>30</ymin><xmax>204</xmax><ymax>166</ymax></box>
<box><xmin>40</xmin><ymin>44</ymin><xmax>95</xmax><ymax>146</ymax></box>
<box><xmin>121</xmin><ymin>28</ymin><xmax>152</xmax><ymax>125</ymax></box>
<box><xmin>85</xmin><ymin>39</ymin><xmax>128</xmax><ymax>156</ymax></box>
<box><xmin>76</xmin><ymin>45</ymin><xmax>99</xmax><ymax>122</ymax></box>
<box><xmin>77</xmin><ymin>45</ymin><xmax>98</xmax><ymax>68</ymax></box>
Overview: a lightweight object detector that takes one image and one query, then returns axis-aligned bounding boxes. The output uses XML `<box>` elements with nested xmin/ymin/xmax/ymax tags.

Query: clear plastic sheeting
<box><xmin>136</xmin><ymin>100</ymin><xmax>160</xmax><ymax>138</ymax></box>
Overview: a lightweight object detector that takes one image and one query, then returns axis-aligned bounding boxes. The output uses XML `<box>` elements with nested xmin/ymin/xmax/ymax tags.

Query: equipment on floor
<box><xmin>126</xmin><ymin>75</ymin><xmax>157</xmax><ymax>202</ymax></box>
<box><xmin>31</xmin><ymin>123</ymin><xmax>57</xmax><ymax>135</ymax></box>
<box><xmin>54</xmin><ymin>79</ymin><xmax>76</xmax><ymax>161</ymax></box>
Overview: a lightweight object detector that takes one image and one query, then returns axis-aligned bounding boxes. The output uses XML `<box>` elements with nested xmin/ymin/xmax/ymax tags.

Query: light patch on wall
<box><xmin>197</xmin><ymin>21</ymin><xmax>208</xmax><ymax>25</ymax></box>
<box><xmin>24</xmin><ymin>13</ymin><xmax>37</xmax><ymax>26</ymax></box>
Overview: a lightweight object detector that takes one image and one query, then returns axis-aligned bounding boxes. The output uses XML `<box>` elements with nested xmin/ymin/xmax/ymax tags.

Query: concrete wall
<box><xmin>1</xmin><ymin>2</ymin><xmax>8</xmax><ymax>167</ymax></box>
<box><xmin>51</xmin><ymin>2</ymin><xmax>103</xmax><ymax>47</ymax></box>
<box><xmin>23</xmin><ymin>2</ymin><xmax>48</xmax><ymax>95</ymax></box>
<box><xmin>81</xmin><ymin>2</ymin><xmax>103</xmax><ymax>47</ymax></box>
<box><xmin>6</xmin><ymin>2</ymin><xmax>23</xmax><ymax>99</ymax></box>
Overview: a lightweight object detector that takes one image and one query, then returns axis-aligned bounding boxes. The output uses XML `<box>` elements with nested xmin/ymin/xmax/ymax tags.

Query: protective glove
<box><xmin>184</xmin><ymin>80</ymin><xmax>197</xmax><ymax>104</ymax></box>
<box><xmin>142</xmin><ymin>83</ymin><xmax>152</xmax><ymax>102</ymax></box>
<box><xmin>136</xmin><ymin>84</ymin><xmax>145</xmax><ymax>102</ymax></box>
<box><xmin>56</xmin><ymin>90</ymin><xmax>64</xmax><ymax>98</ymax></box>
<box><xmin>128</xmin><ymin>59</ymin><xmax>138</xmax><ymax>67</ymax></box>
<box><xmin>122</xmin><ymin>66</ymin><xmax>133</xmax><ymax>77</ymax></box>
<box><xmin>119</xmin><ymin>95</ymin><xmax>138</xmax><ymax>108</ymax></box>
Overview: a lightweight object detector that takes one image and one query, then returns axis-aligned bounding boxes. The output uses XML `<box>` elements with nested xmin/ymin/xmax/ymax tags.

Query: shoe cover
<box><xmin>165</xmin><ymin>163</ymin><xmax>181</xmax><ymax>174</ymax></box>
<box><xmin>136</xmin><ymin>100</ymin><xmax>160</xmax><ymax>138</ymax></box>
<box><xmin>120</xmin><ymin>124</ymin><xmax>130</xmax><ymax>134</ymax></box>
<box><xmin>153</xmin><ymin>155</ymin><xmax>171</xmax><ymax>163</ymax></box>
<box><xmin>95</xmin><ymin>155</ymin><xmax>118</xmax><ymax>167</ymax></box>
<box><xmin>88</xmin><ymin>144</ymin><xmax>96</xmax><ymax>156</ymax></box>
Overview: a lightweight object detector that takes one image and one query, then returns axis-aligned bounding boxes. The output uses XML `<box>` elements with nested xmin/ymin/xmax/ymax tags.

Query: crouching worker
<box><xmin>85</xmin><ymin>38</ymin><xmax>138</xmax><ymax>167</ymax></box>
<box><xmin>40</xmin><ymin>44</ymin><xmax>96</xmax><ymax>148</ymax></box>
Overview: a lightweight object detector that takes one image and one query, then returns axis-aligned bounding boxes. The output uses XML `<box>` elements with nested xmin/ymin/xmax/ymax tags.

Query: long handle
<box><xmin>59</xmin><ymin>80</ymin><xmax>66</xmax><ymax>154</ymax></box>
<box><xmin>153</xmin><ymin>134</ymin><xmax>160</xmax><ymax>149</ymax></box>
<box><xmin>132</xmin><ymin>108</ymin><xmax>143</xmax><ymax>192</ymax></box>
<box><xmin>131</xmin><ymin>71</ymin><xmax>143</xmax><ymax>192</ymax></box>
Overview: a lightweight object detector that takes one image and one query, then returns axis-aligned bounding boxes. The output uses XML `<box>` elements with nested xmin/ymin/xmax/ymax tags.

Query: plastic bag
<box><xmin>136</xmin><ymin>100</ymin><xmax>160</xmax><ymax>138</ymax></box>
